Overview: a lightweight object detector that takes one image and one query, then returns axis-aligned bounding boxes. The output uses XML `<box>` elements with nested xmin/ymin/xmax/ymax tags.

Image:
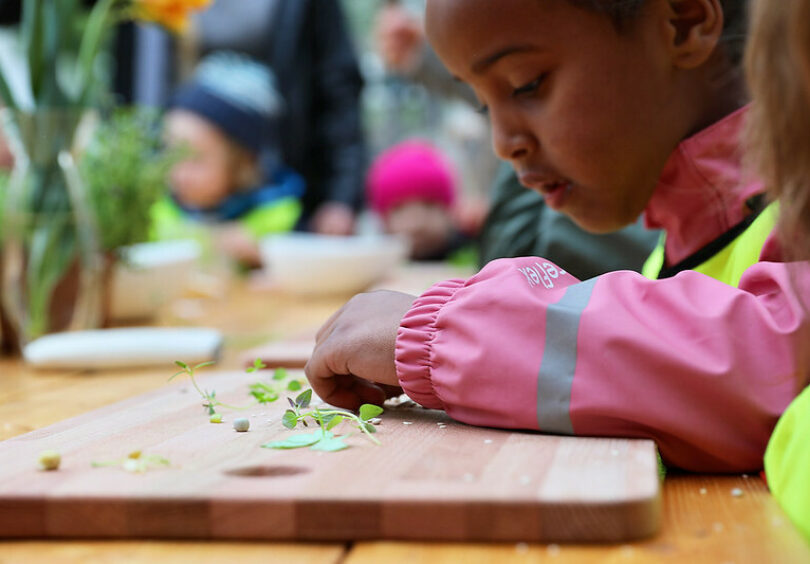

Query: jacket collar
<box><xmin>644</xmin><ymin>105</ymin><xmax>765</xmax><ymax>267</ymax></box>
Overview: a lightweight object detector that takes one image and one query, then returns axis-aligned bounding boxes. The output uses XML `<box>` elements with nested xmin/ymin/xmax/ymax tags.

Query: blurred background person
<box><xmin>367</xmin><ymin>139</ymin><xmax>469</xmax><ymax>261</ymax></box>
<box><xmin>133</xmin><ymin>0</ymin><xmax>367</xmax><ymax>236</ymax></box>
<box><xmin>153</xmin><ymin>51</ymin><xmax>303</xmax><ymax>268</ymax></box>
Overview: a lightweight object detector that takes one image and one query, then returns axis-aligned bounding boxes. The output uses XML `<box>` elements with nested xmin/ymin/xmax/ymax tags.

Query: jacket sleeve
<box><xmin>307</xmin><ymin>0</ymin><xmax>366</xmax><ymax>211</ymax></box>
<box><xmin>395</xmin><ymin>254</ymin><xmax>809</xmax><ymax>472</ymax></box>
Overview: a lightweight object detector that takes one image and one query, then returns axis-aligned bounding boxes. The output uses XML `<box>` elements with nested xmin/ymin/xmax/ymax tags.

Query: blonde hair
<box><xmin>746</xmin><ymin>0</ymin><xmax>810</xmax><ymax>260</ymax></box>
<box><xmin>746</xmin><ymin>0</ymin><xmax>810</xmax><ymax>389</ymax></box>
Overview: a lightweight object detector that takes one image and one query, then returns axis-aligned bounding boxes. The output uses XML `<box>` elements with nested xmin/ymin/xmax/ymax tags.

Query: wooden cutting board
<box><xmin>0</xmin><ymin>369</ymin><xmax>661</xmax><ymax>542</ymax></box>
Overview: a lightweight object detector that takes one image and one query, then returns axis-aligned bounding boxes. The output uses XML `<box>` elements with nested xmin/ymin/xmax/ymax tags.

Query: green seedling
<box><xmin>92</xmin><ymin>450</ymin><xmax>170</xmax><ymax>473</ymax></box>
<box><xmin>248</xmin><ymin>365</ymin><xmax>306</xmax><ymax>403</ymax></box>
<box><xmin>172</xmin><ymin>359</ymin><xmax>307</xmax><ymax>421</ymax></box>
<box><xmin>170</xmin><ymin>360</ymin><xmax>245</xmax><ymax>416</ymax></box>
<box><xmin>262</xmin><ymin>389</ymin><xmax>384</xmax><ymax>452</ymax></box>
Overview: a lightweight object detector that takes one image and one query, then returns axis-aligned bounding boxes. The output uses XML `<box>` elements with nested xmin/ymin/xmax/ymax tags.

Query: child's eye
<box><xmin>512</xmin><ymin>74</ymin><xmax>547</xmax><ymax>97</ymax></box>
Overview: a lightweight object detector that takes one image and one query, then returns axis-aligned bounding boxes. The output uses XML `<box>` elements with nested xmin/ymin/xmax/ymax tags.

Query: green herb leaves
<box><xmin>170</xmin><ymin>360</ymin><xmax>220</xmax><ymax>416</ymax></box>
<box><xmin>263</xmin><ymin>390</ymin><xmax>383</xmax><ymax>452</ymax></box>
<box><xmin>170</xmin><ymin>360</ymin><xmax>385</xmax><ymax>453</ymax></box>
<box><xmin>249</xmin><ymin>366</ymin><xmax>305</xmax><ymax>404</ymax></box>
<box><xmin>171</xmin><ymin>359</ymin><xmax>304</xmax><ymax>420</ymax></box>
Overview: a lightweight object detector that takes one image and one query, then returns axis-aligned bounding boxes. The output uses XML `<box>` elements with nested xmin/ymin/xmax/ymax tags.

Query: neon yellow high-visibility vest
<box><xmin>642</xmin><ymin>200</ymin><xmax>778</xmax><ymax>286</ymax></box>
<box><xmin>765</xmin><ymin>386</ymin><xmax>810</xmax><ymax>542</ymax></box>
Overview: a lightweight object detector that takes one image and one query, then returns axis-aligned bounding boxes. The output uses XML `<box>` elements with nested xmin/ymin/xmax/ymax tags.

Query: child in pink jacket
<box><xmin>305</xmin><ymin>0</ymin><xmax>809</xmax><ymax>473</ymax></box>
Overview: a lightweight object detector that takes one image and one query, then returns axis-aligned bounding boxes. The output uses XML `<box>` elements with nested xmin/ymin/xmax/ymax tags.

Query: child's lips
<box><xmin>518</xmin><ymin>173</ymin><xmax>572</xmax><ymax>211</ymax></box>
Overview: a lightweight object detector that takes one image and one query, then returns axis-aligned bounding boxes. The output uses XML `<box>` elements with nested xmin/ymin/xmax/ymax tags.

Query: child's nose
<box><xmin>490</xmin><ymin>112</ymin><xmax>536</xmax><ymax>162</ymax></box>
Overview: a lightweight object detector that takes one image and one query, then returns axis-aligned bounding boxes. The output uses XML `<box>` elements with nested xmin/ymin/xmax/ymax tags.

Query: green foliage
<box><xmin>249</xmin><ymin>366</ymin><xmax>304</xmax><ymax>404</ymax></box>
<box><xmin>170</xmin><ymin>360</ymin><xmax>222</xmax><ymax>416</ymax></box>
<box><xmin>263</xmin><ymin>389</ymin><xmax>383</xmax><ymax>452</ymax></box>
<box><xmin>80</xmin><ymin>108</ymin><xmax>181</xmax><ymax>251</ymax></box>
<box><xmin>171</xmin><ymin>359</ymin><xmax>305</xmax><ymax>420</ymax></box>
<box><xmin>1</xmin><ymin>0</ymin><xmax>115</xmax><ymax>110</ymax></box>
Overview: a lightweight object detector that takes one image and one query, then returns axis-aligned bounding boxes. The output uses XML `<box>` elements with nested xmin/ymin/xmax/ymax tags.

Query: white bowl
<box><xmin>109</xmin><ymin>240</ymin><xmax>201</xmax><ymax>320</ymax></box>
<box><xmin>259</xmin><ymin>233</ymin><xmax>408</xmax><ymax>296</ymax></box>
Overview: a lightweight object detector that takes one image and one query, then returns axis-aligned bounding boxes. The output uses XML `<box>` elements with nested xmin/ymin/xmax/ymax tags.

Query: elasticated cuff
<box><xmin>395</xmin><ymin>278</ymin><xmax>466</xmax><ymax>409</ymax></box>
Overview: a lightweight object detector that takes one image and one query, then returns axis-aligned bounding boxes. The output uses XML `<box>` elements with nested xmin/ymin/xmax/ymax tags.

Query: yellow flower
<box><xmin>131</xmin><ymin>0</ymin><xmax>212</xmax><ymax>34</ymax></box>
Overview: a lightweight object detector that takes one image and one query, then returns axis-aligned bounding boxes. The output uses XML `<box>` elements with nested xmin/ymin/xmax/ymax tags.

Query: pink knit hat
<box><xmin>367</xmin><ymin>140</ymin><xmax>457</xmax><ymax>217</ymax></box>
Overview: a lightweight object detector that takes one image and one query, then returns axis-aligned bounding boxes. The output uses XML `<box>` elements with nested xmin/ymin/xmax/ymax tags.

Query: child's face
<box><xmin>426</xmin><ymin>0</ymin><xmax>694</xmax><ymax>233</ymax></box>
<box><xmin>165</xmin><ymin>110</ymin><xmax>237</xmax><ymax>209</ymax></box>
<box><xmin>386</xmin><ymin>201</ymin><xmax>454</xmax><ymax>260</ymax></box>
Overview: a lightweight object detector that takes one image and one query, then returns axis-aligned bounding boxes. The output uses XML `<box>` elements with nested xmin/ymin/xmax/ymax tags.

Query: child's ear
<box><xmin>664</xmin><ymin>0</ymin><xmax>724</xmax><ymax>69</ymax></box>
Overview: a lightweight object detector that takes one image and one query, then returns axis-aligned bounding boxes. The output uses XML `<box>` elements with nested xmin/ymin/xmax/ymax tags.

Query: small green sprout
<box><xmin>245</xmin><ymin>358</ymin><xmax>267</xmax><ymax>374</ymax></box>
<box><xmin>262</xmin><ymin>389</ymin><xmax>384</xmax><ymax>452</ymax></box>
<box><xmin>172</xmin><ymin>359</ymin><xmax>308</xmax><ymax>421</ymax></box>
<box><xmin>92</xmin><ymin>450</ymin><xmax>170</xmax><ymax>473</ymax></box>
<box><xmin>248</xmin><ymin>366</ymin><xmax>305</xmax><ymax>404</ymax></box>
<box><xmin>170</xmin><ymin>360</ymin><xmax>246</xmax><ymax>416</ymax></box>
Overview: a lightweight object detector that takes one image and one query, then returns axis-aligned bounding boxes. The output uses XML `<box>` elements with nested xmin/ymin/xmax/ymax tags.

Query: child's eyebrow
<box><xmin>472</xmin><ymin>44</ymin><xmax>540</xmax><ymax>74</ymax></box>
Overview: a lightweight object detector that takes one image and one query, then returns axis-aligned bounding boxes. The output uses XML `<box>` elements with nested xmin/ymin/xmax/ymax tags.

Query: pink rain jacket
<box><xmin>395</xmin><ymin>107</ymin><xmax>810</xmax><ymax>473</ymax></box>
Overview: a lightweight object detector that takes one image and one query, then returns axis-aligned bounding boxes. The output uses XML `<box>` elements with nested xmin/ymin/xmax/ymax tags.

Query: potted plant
<box><xmin>0</xmin><ymin>0</ymin><xmax>210</xmax><ymax>350</ymax></box>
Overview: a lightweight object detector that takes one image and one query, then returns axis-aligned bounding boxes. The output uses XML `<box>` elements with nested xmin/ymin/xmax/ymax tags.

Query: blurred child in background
<box><xmin>746</xmin><ymin>0</ymin><xmax>810</xmax><ymax>540</ymax></box>
<box><xmin>367</xmin><ymin>140</ymin><xmax>467</xmax><ymax>261</ymax></box>
<box><xmin>152</xmin><ymin>51</ymin><xmax>303</xmax><ymax>268</ymax></box>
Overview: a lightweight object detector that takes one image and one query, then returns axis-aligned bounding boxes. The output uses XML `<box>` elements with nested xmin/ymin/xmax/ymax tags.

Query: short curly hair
<box><xmin>568</xmin><ymin>0</ymin><xmax>748</xmax><ymax>64</ymax></box>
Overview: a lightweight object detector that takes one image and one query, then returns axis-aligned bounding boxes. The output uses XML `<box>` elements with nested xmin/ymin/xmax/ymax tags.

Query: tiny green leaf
<box><xmin>296</xmin><ymin>389</ymin><xmax>312</xmax><ymax>409</ymax></box>
<box><xmin>310</xmin><ymin>436</ymin><xmax>348</xmax><ymax>452</ymax></box>
<box><xmin>282</xmin><ymin>410</ymin><xmax>299</xmax><ymax>429</ymax></box>
<box><xmin>209</xmin><ymin>413</ymin><xmax>223</xmax><ymax>423</ymax></box>
<box><xmin>193</xmin><ymin>360</ymin><xmax>216</xmax><ymax>371</ymax></box>
<box><xmin>325</xmin><ymin>415</ymin><xmax>344</xmax><ymax>431</ymax></box>
<box><xmin>359</xmin><ymin>404</ymin><xmax>384</xmax><ymax>421</ymax></box>
<box><xmin>286</xmin><ymin>380</ymin><xmax>302</xmax><ymax>391</ymax></box>
<box><xmin>262</xmin><ymin>431</ymin><xmax>326</xmax><ymax>450</ymax></box>
<box><xmin>287</xmin><ymin>397</ymin><xmax>296</xmax><ymax>409</ymax></box>
<box><xmin>174</xmin><ymin>360</ymin><xmax>189</xmax><ymax>370</ymax></box>
<box><xmin>363</xmin><ymin>422</ymin><xmax>377</xmax><ymax>434</ymax></box>
<box><xmin>273</xmin><ymin>367</ymin><xmax>288</xmax><ymax>381</ymax></box>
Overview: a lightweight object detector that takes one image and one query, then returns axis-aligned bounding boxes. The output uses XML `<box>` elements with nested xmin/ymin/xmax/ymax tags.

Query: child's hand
<box><xmin>214</xmin><ymin>225</ymin><xmax>261</xmax><ymax>267</ymax></box>
<box><xmin>305</xmin><ymin>290</ymin><xmax>417</xmax><ymax>410</ymax></box>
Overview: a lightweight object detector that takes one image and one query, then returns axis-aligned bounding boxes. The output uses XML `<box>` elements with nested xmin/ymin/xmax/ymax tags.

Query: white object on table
<box><xmin>110</xmin><ymin>239</ymin><xmax>201</xmax><ymax>321</ymax></box>
<box><xmin>259</xmin><ymin>233</ymin><xmax>409</xmax><ymax>296</ymax></box>
<box><xmin>23</xmin><ymin>327</ymin><xmax>222</xmax><ymax>370</ymax></box>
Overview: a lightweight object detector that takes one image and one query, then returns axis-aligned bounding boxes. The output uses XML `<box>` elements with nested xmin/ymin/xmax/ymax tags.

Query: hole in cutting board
<box><xmin>224</xmin><ymin>465</ymin><xmax>309</xmax><ymax>478</ymax></box>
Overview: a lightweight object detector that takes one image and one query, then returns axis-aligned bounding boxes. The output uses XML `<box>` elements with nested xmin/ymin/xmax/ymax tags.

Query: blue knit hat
<box><xmin>168</xmin><ymin>51</ymin><xmax>282</xmax><ymax>155</ymax></box>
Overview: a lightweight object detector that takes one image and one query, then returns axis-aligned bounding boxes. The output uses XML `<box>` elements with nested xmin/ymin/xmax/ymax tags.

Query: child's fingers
<box><xmin>330</xmin><ymin>374</ymin><xmax>388</xmax><ymax>410</ymax></box>
<box><xmin>305</xmin><ymin>340</ymin><xmax>361</xmax><ymax>408</ymax></box>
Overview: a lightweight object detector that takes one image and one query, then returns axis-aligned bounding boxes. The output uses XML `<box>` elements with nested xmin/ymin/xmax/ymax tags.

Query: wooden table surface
<box><xmin>1</xmin><ymin>264</ymin><xmax>808</xmax><ymax>563</ymax></box>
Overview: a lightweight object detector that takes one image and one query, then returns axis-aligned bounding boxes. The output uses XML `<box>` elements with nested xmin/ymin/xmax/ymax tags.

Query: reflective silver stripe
<box><xmin>537</xmin><ymin>277</ymin><xmax>598</xmax><ymax>434</ymax></box>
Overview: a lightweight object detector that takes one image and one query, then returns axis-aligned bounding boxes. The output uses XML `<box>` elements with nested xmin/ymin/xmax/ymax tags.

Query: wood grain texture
<box><xmin>0</xmin><ymin>370</ymin><xmax>660</xmax><ymax>542</ymax></box>
<box><xmin>346</xmin><ymin>475</ymin><xmax>810</xmax><ymax>563</ymax></box>
<box><xmin>0</xmin><ymin>541</ymin><xmax>344</xmax><ymax>564</ymax></box>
